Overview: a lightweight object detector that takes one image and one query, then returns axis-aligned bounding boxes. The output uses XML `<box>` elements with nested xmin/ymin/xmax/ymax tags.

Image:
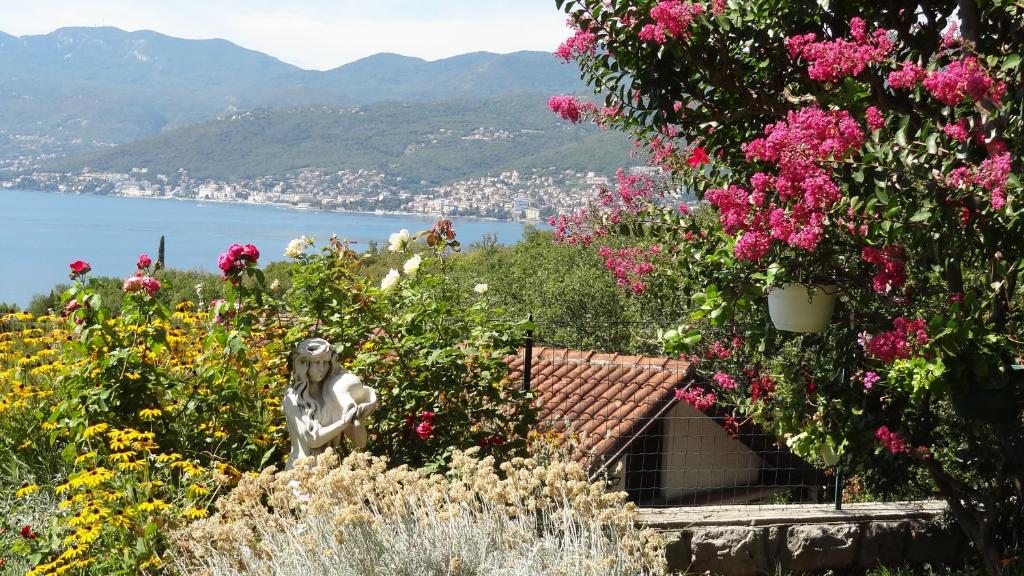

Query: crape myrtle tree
<box><xmin>550</xmin><ymin>0</ymin><xmax>1023</xmax><ymax>573</ymax></box>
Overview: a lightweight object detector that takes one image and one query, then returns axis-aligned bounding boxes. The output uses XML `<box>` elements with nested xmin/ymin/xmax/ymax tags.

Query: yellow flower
<box><xmin>66</xmin><ymin>467</ymin><xmax>115</xmax><ymax>490</ymax></box>
<box><xmin>74</xmin><ymin>451</ymin><xmax>97</xmax><ymax>466</ymax></box>
<box><xmin>183</xmin><ymin>507</ymin><xmax>209</xmax><ymax>519</ymax></box>
<box><xmin>107</xmin><ymin>451</ymin><xmax>136</xmax><ymax>463</ymax></box>
<box><xmin>136</xmin><ymin>497</ymin><xmax>169</xmax><ymax>513</ymax></box>
<box><xmin>186</xmin><ymin>483</ymin><xmax>210</xmax><ymax>497</ymax></box>
<box><xmin>154</xmin><ymin>452</ymin><xmax>182</xmax><ymax>464</ymax></box>
<box><xmin>138</xmin><ymin>407</ymin><xmax>162</xmax><ymax>420</ymax></box>
<box><xmin>116</xmin><ymin>459</ymin><xmax>144</xmax><ymax>472</ymax></box>
<box><xmin>16</xmin><ymin>483</ymin><xmax>39</xmax><ymax>498</ymax></box>
<box><xmin>82</xmin><ymin>423</ymin><xmax>109</xmax><ymax>439</ymax></box>
<box><xmin>139</xmin><ymin>556</ymin><xmax>163</xmax><ymax>571</ymax></box>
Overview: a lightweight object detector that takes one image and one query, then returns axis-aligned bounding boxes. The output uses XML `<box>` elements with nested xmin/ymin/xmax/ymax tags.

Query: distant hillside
<box><xmin>44</xmin><ymin>95</ymin><xmax>633</xmax><ymax>186</ymax></box>
<box><xmin>0</xmin><ymin>27</ymin><xmax>588</xmax><ymax>157</ymax></box>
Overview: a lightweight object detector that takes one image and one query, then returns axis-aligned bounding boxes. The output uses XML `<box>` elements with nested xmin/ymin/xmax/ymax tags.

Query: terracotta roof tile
<box><xmin>508</xmin><ymin>347</ymin><xmax>692</xmax><ymax>472</ymax></box>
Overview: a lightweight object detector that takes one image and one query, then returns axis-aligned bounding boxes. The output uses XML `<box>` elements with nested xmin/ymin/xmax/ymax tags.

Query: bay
<box><xmin>0</xmin><ymin>189</ymin><xmax>529</xmax><ymax>307</ymax></box>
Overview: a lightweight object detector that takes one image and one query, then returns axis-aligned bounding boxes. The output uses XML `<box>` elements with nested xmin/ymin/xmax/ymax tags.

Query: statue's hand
<box><xmin>344</xmin><ymin>404</ymin><xmax>359</xmax><ymax>423</ymax></box>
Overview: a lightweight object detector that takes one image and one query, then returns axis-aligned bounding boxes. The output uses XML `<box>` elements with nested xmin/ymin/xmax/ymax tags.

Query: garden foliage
<box><xmin>0</xmin><ymin>222</ymin><xmax>535</xmax><ymax>574</ymax></box>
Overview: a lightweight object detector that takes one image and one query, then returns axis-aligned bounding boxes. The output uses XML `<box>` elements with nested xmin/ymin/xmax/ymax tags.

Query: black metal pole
<box><xmin>834</xmin><ymin>466</ymin><xmax>843</xmax><ymax>510</ymax></box>
<box><xmin>523</xmin><ymin>314</ymin><xmax>533</xmax><ymax>392</ymax></box>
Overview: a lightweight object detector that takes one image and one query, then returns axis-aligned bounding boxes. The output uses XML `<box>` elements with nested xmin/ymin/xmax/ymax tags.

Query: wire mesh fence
<box><xmin>513</xmin><ymin>318</ymin><xmax>841</xmax><ymax>508</ymax></box>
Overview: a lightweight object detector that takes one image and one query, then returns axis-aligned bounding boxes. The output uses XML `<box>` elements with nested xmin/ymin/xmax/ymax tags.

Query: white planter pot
<box><xmin>767</xmin><ymin>283</ymin><xmax>838</xmax><ymax>333</ymax></box>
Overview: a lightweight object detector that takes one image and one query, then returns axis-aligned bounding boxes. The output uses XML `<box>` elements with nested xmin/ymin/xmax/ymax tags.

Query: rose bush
<box><xmin>553</xmin><ymin>1</ymin><xmax>1022</xmax><ymax>572</ymax></box>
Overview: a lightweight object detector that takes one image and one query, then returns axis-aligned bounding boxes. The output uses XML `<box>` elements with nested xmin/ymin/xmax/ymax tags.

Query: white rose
<box><xmin>388</xmin><ymin>229</ymin><xmax>410</xmax><ymax>252</ymax></box>
<box><xmin>284</xmin><ymin>236</ymin><xmax>310</xmax><ymax>258</ymax></box>
<box><xmin>270</xmin><ymin>279</ymin><xmax>281</xmax><ymax>291</ymax></box>
<box><xmin>380</xmin><ymin>269</ymin><xmax>401</xmax><ymax>291</ymax></box>
<box><xmin>473</xmin><ymin>283</ymin><xmax>489</xmax><ymax>294</ymax></box>
<box><xmin>403</xmin><ymin>254</ymin><xmax>422</xmax><ymax>276</ymax></box>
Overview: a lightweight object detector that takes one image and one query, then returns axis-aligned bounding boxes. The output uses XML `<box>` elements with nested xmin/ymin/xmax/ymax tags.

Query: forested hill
<box><xmin>0</xmin><ymin>27</ymin><xmax>589</xmax><ymax>155</ymax></box>
<box><xmin>43</xmin><ymin>95</ymin><xmax>633</xmax><ymax>185</ymax></box>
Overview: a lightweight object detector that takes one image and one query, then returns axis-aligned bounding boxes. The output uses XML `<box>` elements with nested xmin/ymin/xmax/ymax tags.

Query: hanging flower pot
<box><xmin>767</xmin><ymin>283</ymin><xmax>838</xmax><ymax>333</ymax></box>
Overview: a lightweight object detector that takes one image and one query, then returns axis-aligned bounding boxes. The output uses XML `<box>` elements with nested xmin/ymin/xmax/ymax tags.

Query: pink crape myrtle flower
<box><xmin>943</xmin><ymin>152</ymin><xmax>1013</xmax><ymax>210</ymax></box>
<box><xmin>710</xmin><ymin>107</ymin><xmax>865</xmax><ymax>260</ymax></box>
<box><xmin>638</xmin><ymin>0</ymin><xmax>706</xmax><ymax>44</ymax></box>
<box><xmin>875</xmin><ymin>425</ymin><xmax>910</xmax><ymax>454</ymax></box>
<box><xmin>712</xmin><ymin>371</ymin><xmax>737</xmax><ymax>390</ymax></box>
<box><xmin>675</xmin><ymin>385</ymin><xmax>716</xmax><ymax>411</ymax></box>
<box><xmin>887</xmin><ymin>61</ymin><xmax>926</xmax><ymax>90</ymax></box>
<box><xmin>865</xmin><ymin>106</ymin><xmax>886</xmax><ymax>131</ymax></box>
<box><xmin>943</xmin><ymin>119</ymin><xmax>970</xmax><ymax>142</ymax></box>
<box><xmin>548</xmin><ymin>95</ymin><xmax>597</xmax><ymax>123</ymax></box>
<box><xmin>863</xmin><ymin>317</ymin><xmax>929</xmax><ymax>363</ymax></box>
<box><xmin>555</xmin><ymin>24</ymin><xmax>597</xmax><ymax>62</ymax></box>
<box><xmin>923</xmin><ymin>57</ymin><xmax>1006</xmax><ymax>106</ymax></box>
<box><xmin>597</xmin><ymin>244</ymin><xmax>661</xmax><ymax>294</ymax></box>
<box><xmin>861</xmin><ymin>245</ymin><xmax>907</xmax><ymax>293</ymax></box>
<box><xmin>785</xmin><ymin>17</ymin><xmax>893</xmax><ymax>82</ymax></box>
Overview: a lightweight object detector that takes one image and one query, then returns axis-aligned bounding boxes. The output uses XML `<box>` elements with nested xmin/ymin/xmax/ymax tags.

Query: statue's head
<box><xmin>293</xmin><ymin>338</ymin><xmax>337</xmax><ymax>388</ymax></box>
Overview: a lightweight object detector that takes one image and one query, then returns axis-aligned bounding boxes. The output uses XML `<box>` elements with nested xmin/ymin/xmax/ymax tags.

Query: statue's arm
<box><xmin>305</xmin><ymin>416</ymin><xmax>354</xmax><ymax>449</ymax></box>
<box><xmin>283</xmin><ymin>393</ymin><xmax>357</xmax><ymax>449</ymax></box>
<box><xmin>357</xmin><ymin>387</ymin><xmax>379</xmax><ymax>419</ymax></box>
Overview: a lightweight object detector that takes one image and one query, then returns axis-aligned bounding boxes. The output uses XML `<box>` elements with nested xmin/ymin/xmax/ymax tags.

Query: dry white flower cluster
<box><xmin>170</xmin><ymin>448</ymin><xmax>667</xmax><ymax>576</ymax></box>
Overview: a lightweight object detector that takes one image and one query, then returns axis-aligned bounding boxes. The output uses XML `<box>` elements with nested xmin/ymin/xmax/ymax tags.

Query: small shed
<box><xmin>508</xmin><ymin>347</ymin><xmax>823</xmax><ymax>506</ymax></box>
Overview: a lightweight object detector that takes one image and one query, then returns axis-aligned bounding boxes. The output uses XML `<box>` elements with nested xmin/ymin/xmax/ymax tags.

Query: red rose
<box><xmin>217</xmin><ymin>252</ymin><xmax>235</xmax><ymax>273</ymax></box>
<box><xmin>69</xmin><ymin>260</ymin><xmax>91</xmax><ymax>278</ymax></box>
<box><xmin>241</xmin><ymin>244</ymin><xmax>260</xmax><ymax>262</ymax></box>
<box><xmin>137</xmin><ymin>254</ymin><xmax>152</xmax><ymax>269</ymax></box>
<box><xmin>415</xmin><ymin>420</ymin><xmax>435</xmax><ymax>440</ymax></box>
<box><xmin>20</xmin><ymin>524</ymin><xmax>36</xmax><ymax>539</ymax></box>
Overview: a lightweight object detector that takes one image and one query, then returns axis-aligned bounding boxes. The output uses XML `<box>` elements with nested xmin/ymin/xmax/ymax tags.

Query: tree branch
<box><xmin>958</xmin><ymin>0</ymin><xmax>982</xmax><ymax>47</ymax></box>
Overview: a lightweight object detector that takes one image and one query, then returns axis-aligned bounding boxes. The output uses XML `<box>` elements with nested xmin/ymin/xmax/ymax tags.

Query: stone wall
<box><xmin>640</xmin><ymin>501</ymin><xmax>968</xmax><ymax>574</ymax></box>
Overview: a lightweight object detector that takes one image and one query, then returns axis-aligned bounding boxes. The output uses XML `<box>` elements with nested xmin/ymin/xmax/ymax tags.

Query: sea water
<box><xmin>0</xmin><ymin>190</ymin><xmax>529</xmax><ymax>307</ymax></box>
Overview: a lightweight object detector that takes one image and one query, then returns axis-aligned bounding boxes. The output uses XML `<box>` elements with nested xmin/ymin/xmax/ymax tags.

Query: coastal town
<box><xmin>0</xmin><ymin>165</ymin><xmax>648</xmax><ymax>221</ymax></box>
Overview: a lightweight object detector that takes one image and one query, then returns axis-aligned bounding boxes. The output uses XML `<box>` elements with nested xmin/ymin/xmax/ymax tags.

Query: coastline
<box><xmin>3</xmin><ymin>187</ymin><xmax>547</xmax><ymax>226</ymax></box>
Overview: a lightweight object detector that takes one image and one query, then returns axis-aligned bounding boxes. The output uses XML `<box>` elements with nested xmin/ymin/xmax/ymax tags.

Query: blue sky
<box><xmin>0</xmin><ymin>0</ymin><xmax>572</xmax><ymax>69</ymax></box>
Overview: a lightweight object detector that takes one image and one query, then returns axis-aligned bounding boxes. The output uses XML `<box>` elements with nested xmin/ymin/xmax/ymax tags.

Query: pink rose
<box><xmin>227</xmin><ymin>244</ymin><xmax>245</xmax><ymax>259</ymax></box>
<box><xmin>123</xmin><ymin>275</ymin><xmax>145</xmax><ymax>293</ymax></box>
<box><xmin>64</xmin><ymin>300</ymin><xmax>81</xmax><ymax>317</ymax></box>
<box><xmin>137</xmin><ymin>254</ymin><xmax>152</xmax><ymax>269</ymax></box>
<box><xmin>141</xmin><ymin>276</ymin><xmax>161</xmax><ymax>296</ymax></box>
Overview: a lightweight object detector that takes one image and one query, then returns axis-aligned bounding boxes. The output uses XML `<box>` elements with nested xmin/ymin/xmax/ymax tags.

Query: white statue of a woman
<box><xmin>282</xmin><ymin>338</ymin><xmax>379</xmax><ymax>468</ymax></box>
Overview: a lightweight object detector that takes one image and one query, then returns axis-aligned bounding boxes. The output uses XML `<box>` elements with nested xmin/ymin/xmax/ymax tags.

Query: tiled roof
<box><xmin>507</xmin><ymin>347</ymin><xmax>693</xmax><ymax>473</ymax></box>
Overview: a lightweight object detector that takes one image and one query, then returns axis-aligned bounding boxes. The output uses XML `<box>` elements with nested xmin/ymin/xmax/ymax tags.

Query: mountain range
<box><xmin>0</xmin><ymin>27</ymin><xmax>589</xmax><ymax>148</ymax></box>
<box><xmin>0</xmin><ymin>27</ymin><xmax>635</xmax><ymax>190</ymax></box>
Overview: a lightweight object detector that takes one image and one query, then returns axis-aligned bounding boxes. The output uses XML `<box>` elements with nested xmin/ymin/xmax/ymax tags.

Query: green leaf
<box><xmin>910</xmin><ymin>209</ymin><xmax>932</xmax><ymax>223</ymax></box>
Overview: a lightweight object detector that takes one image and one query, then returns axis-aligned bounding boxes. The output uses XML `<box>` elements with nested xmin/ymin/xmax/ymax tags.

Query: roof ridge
<box><xmin>524</xmin><ymin>347</ymin><xmax>690</xmax><ymax>372</ymax></box>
